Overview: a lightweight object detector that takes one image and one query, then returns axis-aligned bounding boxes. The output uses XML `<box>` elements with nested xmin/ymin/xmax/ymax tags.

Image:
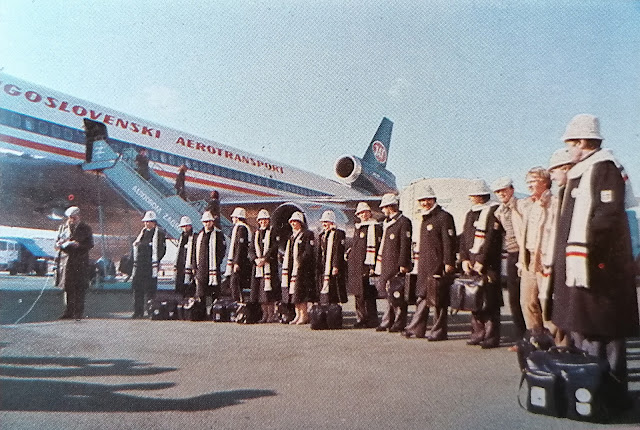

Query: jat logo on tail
<box><xmin>372</xmin><ymin>141</ymin><xmax>387</xmax><ymax>163</ymax></box>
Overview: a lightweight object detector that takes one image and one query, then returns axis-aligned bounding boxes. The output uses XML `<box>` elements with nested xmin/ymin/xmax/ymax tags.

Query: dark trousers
<box><xmin>506</xmin><ymin>251</ymin><xmax>526</xmax><ymax>339</ymax></box>
<box><xmin>470</xmin><ymin>308</ymin><xmax>501</xmax><ymax>345</ymax></box>
<box><xmin>355</xmin><ymin>280</ymin><xmax>378</xmax><ymax>326</ymax></box>
<box><xmin>405</xmin><ymin>299</ymin><xmax>448</xmax><ymax>339</ymax></box>
<box><xmin>571</xmin><ymin>332</ymin><xmax>629</xmax><ymax>395</ymax></box>
<box><xmin>380</xmin><ymin>300</ymin><xmax>407</xmax><ymax>330</ymax></box>
<box><xmin>64</xmin><ymin>286</ymin><xmax>87</xmax><ymax>319</ymax></box>
<box><xmin>132</xmin><ymin>275</ymin><xmax>158</xmax><ymax>316</ymax></box>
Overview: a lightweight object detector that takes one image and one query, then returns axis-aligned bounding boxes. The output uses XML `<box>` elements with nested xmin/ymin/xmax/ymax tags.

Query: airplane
<box><xmin>0</xmin><ymin>72</ymin><xmax>398</xmax><ymax>260</ymax></box>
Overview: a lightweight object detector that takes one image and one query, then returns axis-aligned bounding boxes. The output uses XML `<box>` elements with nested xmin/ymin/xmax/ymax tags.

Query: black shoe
<box><xmin>353</xmin><ymin>321</ymin><xmax>367</xmax><ymax>329</ymax></box>
<box><xmin>480</xmin><ymin>340</ymin><xmax>500</xmax><ymax>349</ymax></box>
<box><xmin>389</xmin><ymin>324</ymin><xmax>405</xmax><ymax>333</ymax></box>
<box><xmin>428</xmin><ymin>335</ymin><xmax>448</xmax><ymax>342</ymax></box>
<box><xmin>401</xmin><ymin>330</ymin><xmax>414</xmax><ymax>338</ymax></box>
<box><xmin>375</xmin><ymin>325</ymin><xmax>388</xmax><ymax>332</ymax></box>
<box><xmin>366</xmin><ymin>321</ymin><xmax>380</xmax><ymax>329</ymax></box>
<box><xmin>131</xmin><ymin>313</ymin><xmax>144</xmax><ymax>319</ymax></box>
<box><xmin>467</xmin><ymin>338</ymin><xmax>482</xmax><ymax>346</ymax></box>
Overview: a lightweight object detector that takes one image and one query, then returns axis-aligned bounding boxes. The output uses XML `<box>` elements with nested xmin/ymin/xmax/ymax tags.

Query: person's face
<box><xmin>565</xmin><ymin>139</ymin><xmax>585</xmax><ymax>163</ymax></box>
<box><xmin>322</xmin><ymin>221</ymin><xmax>333</xmax><ymax>231</ymax></box>
<box><xmin>469</xmin><ymin>195</ymin><xmax>486</xmax><ymax>205</ymax></box>
<box><xmin>144</xmin><ymin>221</ymin><xmax>156</xmax><ymax>230</ymax></box>
<box><xmin>357</xmin><ymin>210</ymin><xmax>372</xmax><ymax>222</ymax></box>
<box><xmin>258</xmin><ymin>218</ymin><xmax>270</xmax><ymax>229</ymax></box>
<box><xmin>181</xmin><ymin>225</ymin><xmax>192</xmax><ymax>234</ymax></box>
<box><xmin>381</xmin><ymin>206</ymin><xmax>393</xmax><ymax>218</ymax></box>
<box><xmin>419</xmin><ymin>198</ymin><xmax>436</xmax><ymax>211</ymax></box>
<box><xmin>494</xmin><ymin>186</ymin><xmax>514</xmax><ymax>204</ymax></box>
<box><xmin>526</xmin><ymin>175</ymin><xmax>548</xmax><ymax>198</ymax></box>
<box><xmin>68</xmin><ymin>214</ymin><xmax>79</xmax><ymax>225</ymax></box>
<box><xmin>550</xmin><ymin>164</ymin><xmax>572</xmax><ymax>186</ymax></box>
<box><xmin>203</xmin><ymin>220</ymin><xmax>214</xmax><ymax>231</ymax></box>
<box><xmin>232</xmin><ymin>217</ymin><xmax>239</xmax><ymax>224</ymax></box>
<box><xmin>290</xmin><ymin>220</ymin><xmax>302</xmax><ymax>230</ymax></box>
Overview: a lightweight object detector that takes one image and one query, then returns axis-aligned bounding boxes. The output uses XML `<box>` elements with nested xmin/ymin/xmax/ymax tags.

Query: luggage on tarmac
<box><xmin>448</xmin><ymin>275</ymin><xmax>485</xmax><ymax>312</ymax></box>
<box><xmin>277</xmin><ymin>302</ymin><xmax>295</xmax><ymax>324</ymax></box>
<box><xmin>211</xmin><ymin>298</ymin><xmax>237</xmax><ymax>322</ymax></box>
<box><xmin>148</xmin><ymin>292</ymin><xmax>180</xmax><ymax>320</ymax></box>
<box><xmin>178</xmin><ymin>297</ymin><xmax>207</xmax><ymax>321</ymax></box>
<box><xmin>310</xmin><ymin>303</ymin><xmax>343</xmax><ymax>330</ymax></box>
<box><xmin>236</xmin><ymin>302</ymin><xmax>262</xmax><ymax>324</ymax></box>
<box><xmin>519</xmin><ymin>346</ymin><xmax>614</xmax><ymax>422</ymax></box>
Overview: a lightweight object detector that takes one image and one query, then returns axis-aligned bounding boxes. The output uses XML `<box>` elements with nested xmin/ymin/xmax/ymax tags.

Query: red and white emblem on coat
<box><xmin>372</xmin><ymin>141</ymin><xmax>387</xmax><ymax>163</ymax></box>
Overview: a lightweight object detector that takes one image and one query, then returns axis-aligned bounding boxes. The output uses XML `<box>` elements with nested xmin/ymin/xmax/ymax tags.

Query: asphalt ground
<box><xmin>2</xmin><ymin>274</ymin><xmax>640</xmax><ymax>429</ymax></box>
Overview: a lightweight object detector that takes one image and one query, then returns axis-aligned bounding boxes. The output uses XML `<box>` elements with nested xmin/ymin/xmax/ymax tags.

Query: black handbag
<box><xmin>449</xmin><ymin>275</ymin><xmax>484</xmax><ymax>312</ymax></box>
<box><xmin>386</xmin><ymin>274</ymin><xmax>406</xmax><ymax>307</ymax></box>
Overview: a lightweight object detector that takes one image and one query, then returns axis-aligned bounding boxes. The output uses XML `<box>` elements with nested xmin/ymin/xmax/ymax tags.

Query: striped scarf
<box><xmin>321</xmin><ymin>229</ymin><xmax>336</xmax><ymax>294</ymax></box>
<box><xmin>469</xmin><ymin>203</ymin><xmax>497</xmax><ymax>255</ymax></box>
<box><xmin>132</xmin><ymin>227</ymin><xmax>160</xmax><ymax>278</ymax></box>
<box><xmin>225</xmin><ymin>221</ymin><xmax>251</xmax><ymax>276</ymax></box>
<box><xmin>196</xmin><ymin>228</ymin><xmax>219</xmax><ymax>286</ymax></box>
<box><xmin>182</xmin><ymin>233</ymin><xmax>194</xmax><ymax>284</ymax></box>
<box><xmin>282</xmin><ymin>230</ymin><xmax>302</xmax><ymax>294</ymax></box>
<box><xmin>355</xmin><ymin>220</ymin><xmax>379</xmax><ymax>266</ymax></box>
<box><xmin>374</xmin><ymin>214</ymin><xmax>399</xmax><ymax>275</ymax></box>
<box><xmin>254</xmin><ymin>228</ymin><xmax>272</xmax><ymax>292</ymax></box>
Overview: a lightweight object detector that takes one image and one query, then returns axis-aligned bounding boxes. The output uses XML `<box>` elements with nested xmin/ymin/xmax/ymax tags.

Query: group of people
<box><xmin>55</xmin><ymin>113</ymin><xmax>638</xmax><ymax>403</ymax></box>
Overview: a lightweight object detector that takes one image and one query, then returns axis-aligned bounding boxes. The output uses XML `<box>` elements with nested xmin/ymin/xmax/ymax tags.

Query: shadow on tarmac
<box><xmin>0</xmin><ymin>355</ymin><xmax>276</xmax><ymax>412</ymax></box>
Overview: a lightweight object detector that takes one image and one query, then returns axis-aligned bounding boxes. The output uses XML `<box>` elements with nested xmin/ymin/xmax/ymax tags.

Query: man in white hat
<box><xmin>374</xmin><ymin>193</ymin><xmax>412</xmax><ymax>332</ymax></box>
<box><xmin>193</xmin><ymin>211</ymin><xmax>226</xmax><ymax>300</ymax></box>
<box><xmin>316</xmin><ymin>210</ymin><xmax>347</xmax><ymax>306</ymax></box>
<box><xmin>281</xmin><ymin>211</ymin><xmax>316</xmax><ymax>324</ymax></box>
<box><xmin>491</xmin><ymin>176</ymin><xmax>528</xmax><ymax>348</ymax></box>
<box><xmin>225</xmin><ymin>207</ymin><xmax>252</xmax><ymax>302</ymax></box>
<box><xmin>55</xmin><ymin>206</ymin><xmax>94</xmax><ymax>320</ymax></box>
<box><xmin>174</xmin><ymin>216</ymin><xmax>195</xmax><ymax>296</ymax></box>
<box><xmin>402</xmin><ymin>186</ymin><xmax>456</xmax><ymax>341</ymax></box>
<box><xmin>249</xmin><ymin>209</ymin><xmax>281</xmax><ymax>323</ymax></box>
<box><xmin>552</xmin><ymin>114</ymin><xmax>638</xmax><ymax>404</ymax></box>
<box><xmin>131</xmin><ymin>210</ymin><xmax>167</xmax><ymax>318</ymax></box>
<box><xmin>459</xmin><ymin>180</ymin><xmax>503</xmax><ymax>348</ymax></box>
<box><xmin>347</xmin><ymin>202</ymin><xmax>382</xmax><ymax>328</ymax></box>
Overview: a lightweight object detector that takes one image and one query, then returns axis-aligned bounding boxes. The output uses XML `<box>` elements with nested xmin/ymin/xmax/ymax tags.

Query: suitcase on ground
<box><xmin>236</xmin><ymin>302</ymin><xmax>262</xmax><ymax>324</ymax></box>
<box><xmin>211</xmin><ymin>298</ymin><xmax>237</xmax><ymax>322</ymax></box>
<box><xmin>385</xmin><ymin>274</ymin><xmax>406</xmax><ymax>307</ymax></box>
<box><xmin>278</xmin><ymin>302</ymin><xmax>295</xmax><ymax>324</ymax></box>
<box><xmin>178</xmin><ymin>297</ymin><xmax>207</xmax><ymax>321</ymax></box>
<box><xmin>449</xmin><ymin>275</ymin><xmax>485</xmax><ymax>312</ymax></box>
<box><xmin>521</xmin><ymin>346</ymin><xmax>613</xmax><ymax>422</ymax></box>
<box><xmin>325</xmin><ymin>303</ymin><xmax>343</xmax><ymax>329</ymax></box>
<box><xmin>148</xmin><ymin>292</ymin><xmax>180</xmax><ymax>320</ymax></box>
<box><xmin>310</xmin><ymin>304</ymin><xmax>328</xmax><ymax>330</ymax></box>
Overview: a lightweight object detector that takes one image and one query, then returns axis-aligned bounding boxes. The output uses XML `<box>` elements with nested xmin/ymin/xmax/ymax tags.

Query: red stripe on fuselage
<box><xmin>0</xmin><ymin>133</ymin><xmax>282</xmax><ymax>198</ymax></box>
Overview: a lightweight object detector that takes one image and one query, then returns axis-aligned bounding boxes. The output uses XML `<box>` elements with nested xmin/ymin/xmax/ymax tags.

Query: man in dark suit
<box><xmin>174</xmin><ymin>215</ymin><xmax>194</xmax><ymax>297</ymax></box>
<box><xmin>403</xmin><ymin>186</ymin><xmax>456</xmax><ymax>340</ymax></box>
<box><xmin>374</xmin><ymin>193</ymin><xmax>412</xmax><ymax>332</ymax></box>
<box><xmin>316</xmin><ymin>210</ymin><xmax>347</xmax><ymax>305</ymax></box>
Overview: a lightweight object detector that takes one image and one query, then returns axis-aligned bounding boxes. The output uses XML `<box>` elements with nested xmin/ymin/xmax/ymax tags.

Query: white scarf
<box><xmin>183</xmin><ymin>233</ymin><xmax>194</xmax><ymax>284</ymax></box>
<box><xmin>411</xmin><ymin>204</ymin><xmax>439</xmax><ymax>274</ymax></box>
<box><xmin>469</xmin><ymin>203</ymin><xmax>497</xmax><ymax>255</ymax></box>
<box><xmin>132</xmin><ymin>227</ymin><xmax>160</xmax><ymax>278</ymax></box>
<box><xmin>565</xmin><ymin>149</ymin><xmax>634</xmax><ymax>288</ymax></box>
<box><xmin>321</xmin><ymin>229</ymin><xmax>336</xmax><ymax>294</ymax></box>
<box><xmin>254</xmin><ymin>228</ymin><xmax>272</xmax><ymax>292</ymax></box>
<box><xmin>282</xmin><ymin>230</ymin><xmax>302</xmax><ymax>294</ymax></box>
<box><xmin>355</xmin><ymin>220</ymin><xmax>379</xmax><ymax>266</ymax></box>
<box><xmin>225</xmin><ymin>221</ymin><xmax>251</xmax><ymax>276</ymax></box>
<box><xmin>374</xmin><ymin>213</ymin><xmax>400</xmax><ymax>275</ymax></box>
<box><xmin>196</xmin><ymin>228</ymin><xmax>219</xmax><ymax>286</ymax></box>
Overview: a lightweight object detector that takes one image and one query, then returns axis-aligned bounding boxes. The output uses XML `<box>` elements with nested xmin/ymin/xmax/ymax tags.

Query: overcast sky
<box><xmin>1</xmin><ymin>0</ymin><xmax>639</xmax><ymax>194</ymax></box>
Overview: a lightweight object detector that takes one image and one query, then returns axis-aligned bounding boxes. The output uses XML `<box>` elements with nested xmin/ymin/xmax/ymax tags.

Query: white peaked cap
<box><xmin>141</xmin><ymin>210</ymin><xmax>157</xmax><ymax>221</ymax></box>
<box><xmin>355</xmin><ymin>202</ymin><xmax>371</xmax><ymax>215</ymax></box>
<box><xmin>231</xmin><ymin>207</ymin><xmax>247</xmax><ymax>219</ymax></box>
<box><xmin>320</xmin><ymin>210</ymin><xmax>337</xmax><ymax>223</ymax></box>
<box><xmin>178</xmin><ymin>216</ymin><xmax>192</xmax><ymax>227</ymax></box>
<box><xmin>201</xmin><ymin>211</ymin><xmax>215</xmax><ymax>222</ymax></box>
<box><xmin>288</xmin><ymin>211</ymin><xmax>305</xmax><ymax>224</ymax></box>
<box><xmin>65</xmin><ymin>206</ymin><xmax>80</xmax><ymax>217</ymax></box>
<box><xmin>562</xmin><ymin>114</ymin><xmax>603</xmax><ymax>141</ymax></box>
<box><xmin>257</xmin><ymin>209</ymin><xmax>270</xmax><ymax>220</ymax></box>
<box><xmin>548</xmin><ymin>148</ymin><xmax>573</xmax><ymax>170</ymax></box>
<box><xmin>491</xmin><ymin>176</ymin><xmax>513</xmax><ymax>192</ymax></box>
<box><xmin>380</xmin><ymin>193</ymin><xmax>399</xmax><ymax>208</ymax></box>
<box><xmin>416</xmin><ymin>185</ymin><xmax>436</xmax><ymax>200</ymax></box>
<box><xmin>468</xmin><ymin>180</ymin><xmax>491</xmax><ymax>196</ymax></box>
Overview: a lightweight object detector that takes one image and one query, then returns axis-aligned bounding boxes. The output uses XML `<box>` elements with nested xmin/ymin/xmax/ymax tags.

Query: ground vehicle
<box><xmin>0</xmin><ymin>237</ymin><xmax>51</xmax><ymax>275</ymax></box>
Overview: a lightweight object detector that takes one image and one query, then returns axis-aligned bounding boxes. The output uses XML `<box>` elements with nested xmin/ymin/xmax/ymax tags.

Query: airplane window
<box><xmin>51</xmin><ymin>124</ymin><xmax>61</xmax><ymax>138</ymax></box>
<box><xmin>0</xmin><ymin>242</ymin><xmax>6</xmax><ymax>251</ymax></box>
<box><xmin>39</xmin><ymin>121</ymin><xmax>48</xmax><ymax>135</ymax></box>
<box><xmin>25</xmin><ymin>118</ymin><xmax>35</xmax><ymax>131</ymax></box>
<box><xmin>11</xmin><ymin>112</ymin><xmax>21</xmax><ymax>127</ymax></box>
<box><xmin>64</xmin><ymin>128</ymin><xmax>73</xmax><ymax>141</ymax></box>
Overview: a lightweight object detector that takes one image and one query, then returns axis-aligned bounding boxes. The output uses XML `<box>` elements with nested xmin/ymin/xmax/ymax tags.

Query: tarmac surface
<box><xmin>2</xmin><ymin>274</ymin><xmax>640</xmax><ymax>429</ymax></box>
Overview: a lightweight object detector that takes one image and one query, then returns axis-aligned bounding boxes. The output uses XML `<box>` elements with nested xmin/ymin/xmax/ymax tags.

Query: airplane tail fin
<box><xmin>361</xmin><ymin>117</ymin><xmax>393</xmax><ymax>170</ymax></box>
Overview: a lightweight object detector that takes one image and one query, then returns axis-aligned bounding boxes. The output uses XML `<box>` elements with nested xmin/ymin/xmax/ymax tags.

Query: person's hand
<box><xmin>473</xmin><ymin>261</ymin><xmax>484</xmax><ymax>274</ymax></box>
<box><xmin>234</xmin><ymin>264</ymin><xmax>240</xmax><ymax>273</ymax></box>
<box><xmin>462</xmin><ymin>260</ymin><xmax>472</xmax><ymax>275</ymax></box>
<box><xmin>444</xmin><ymin>264</ymin><xmax>454</xmax><ymax>274</ymax></box>
<box><xmin>399</xmin><ymin>266</ymin><xmax>408</xmax><ymax>274</ymax></box>
<box><xmin>332</xmin><ymin>267</ymin><xmax>339</xmax><ymax>276</ymax></box>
